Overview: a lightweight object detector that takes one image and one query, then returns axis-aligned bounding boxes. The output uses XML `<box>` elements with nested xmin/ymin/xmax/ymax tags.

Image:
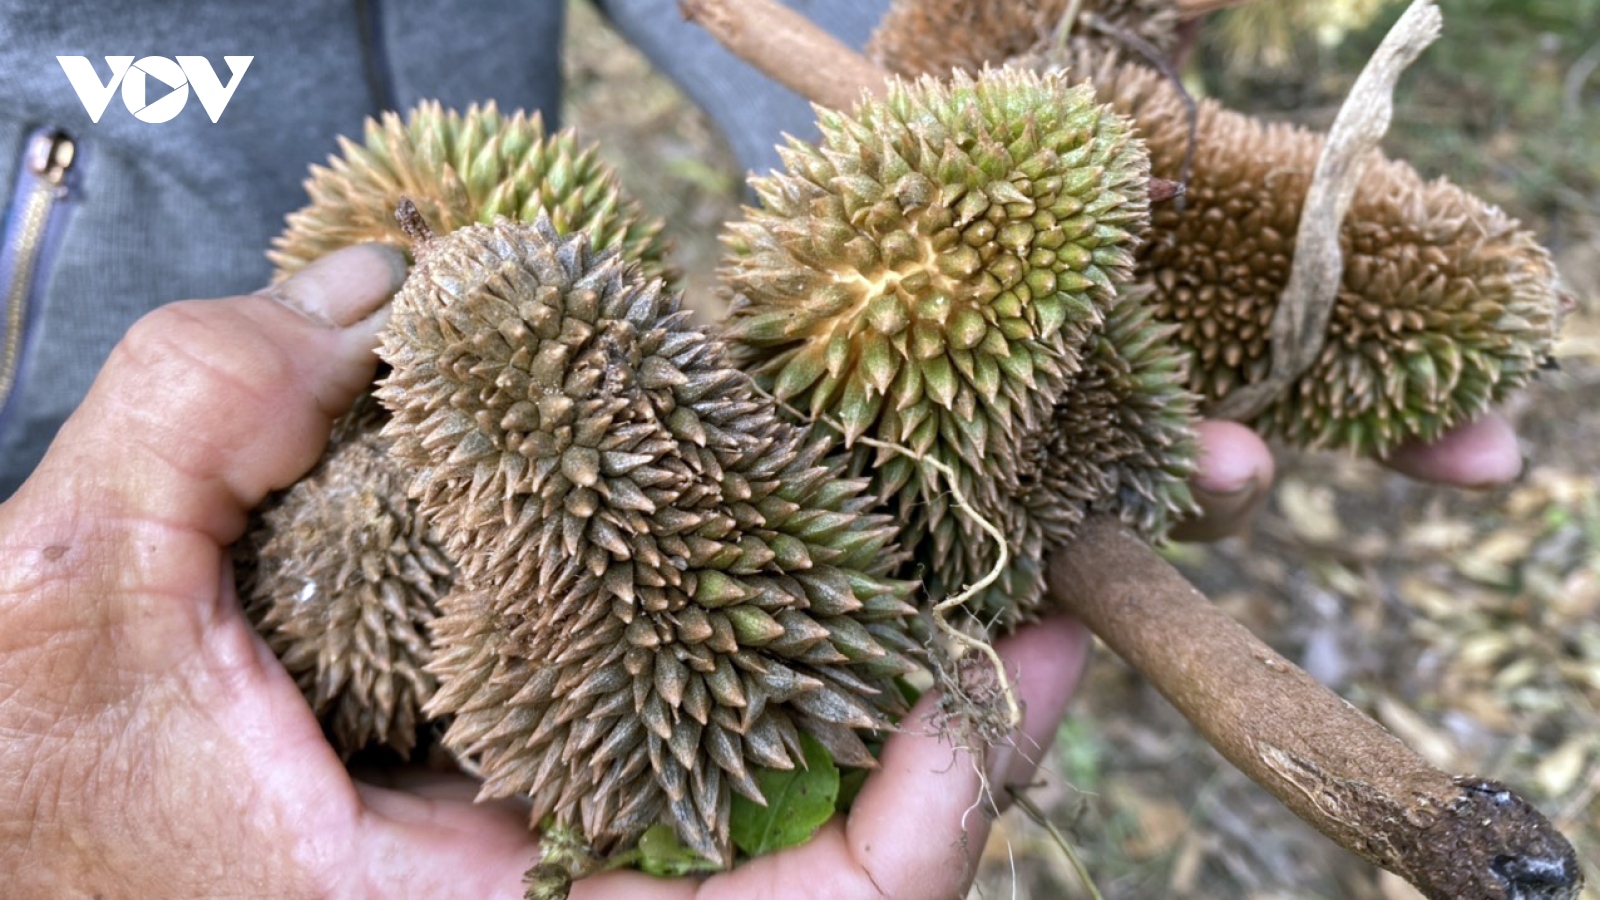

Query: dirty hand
<box><xmin>0</xmin><ymin>244</ymin><xmax>1091</xmax><ymax>900</ymax></box>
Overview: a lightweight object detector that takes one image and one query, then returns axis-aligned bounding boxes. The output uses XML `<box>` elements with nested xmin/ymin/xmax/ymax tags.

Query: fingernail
<box><xmin>261</xmin><ymin>243</ymin><xmax>409</xmax><ymax>328</ymax></box>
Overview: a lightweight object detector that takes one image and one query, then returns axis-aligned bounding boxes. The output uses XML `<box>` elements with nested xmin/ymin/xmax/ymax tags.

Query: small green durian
<box><xmin>270</xmin><ymin>100</ymin><xmax>670</xmax><ymax>280</ymax></box>
<box><xmin>721</xmin><ymin>67</ymin><xmax>1152</xmax><ymax>620</ymax></box>
<box><xmin>375</xmin><ymin>212</ymin><xmax>918</xmax><ymax>866</ymax></box>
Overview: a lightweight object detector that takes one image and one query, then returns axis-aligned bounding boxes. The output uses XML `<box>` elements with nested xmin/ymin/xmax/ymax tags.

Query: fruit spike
<box><xmin>1013</xmin><ymin>41</ymin><xmax>1563</xmax><ymax>455</ymax></box>
<box><xmin>376</xmin><ymin>211</ymin><xmax>918</xmax><ymax>864</ymax></box>
<box><xmin>721</xmin><ymin>67</ymin><xmax>1155</xmax><ymax>621</ymax></box>
<box><xmin>269</xmin><ymin>100</ymin><xmax>671</xmax><ymax>280</ymax></box>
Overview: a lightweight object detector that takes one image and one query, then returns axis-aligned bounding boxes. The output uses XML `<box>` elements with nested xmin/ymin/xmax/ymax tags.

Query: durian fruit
<box><xmin>720</xmin><ymin>67</ymin><xmax>1151</xmax><ymax>621</ymax></box>
<box><xmin>244</xmin><ymin>102</ymin><xmax>672</xmax><ymax>760</ymax></box>
<box><xmin>269</xmin><ymin>100</ymin><xmax>670</xmax><ymax>280</ymax></box>
<box><xmin>867</xmin><ymin>0</ymin><xmax>1180</xmax><ymax>80</ymax></box>
<box><xmin>1011</xmin><ymin>42</ymin><xmax>1562</xmax><ymax>455</ymax></box>
<box><xmin>1016</xmin><ymin>289</ymin><xmax>1199</xmax><ymax>560</ymax></box>
<box><xmin>375</xmin><ymin>212</ymin><xmax>918</xmax><ymax>865</ymax></box>
<box><xmin>238</xmin><ymin>401</ymin><xmax>453</xmax><ymax>758</ymax></box>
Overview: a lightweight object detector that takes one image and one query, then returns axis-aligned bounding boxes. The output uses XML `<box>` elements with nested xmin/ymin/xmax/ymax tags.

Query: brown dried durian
<box><xmin>1022</xmin><ymin>41</ymin><xmax>1561</xmax><ymax>454</ymax></box>
<box><xmin>238</xmin><ymin>403</ymin><xmax>452</xmax><ymax>758</ymax></box>
<box><xmin>375</xmin><ymin>212</ymin><xmax>918</xmax><ymax>865</ymax></box>
<box><xmin>867</xmin><ymin>0</ymin><xmax>1181</xmax><ymax>79</ymax></box>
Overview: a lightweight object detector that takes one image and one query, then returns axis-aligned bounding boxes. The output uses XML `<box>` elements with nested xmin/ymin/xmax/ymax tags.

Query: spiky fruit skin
<box><xmin>868</xmin><ymin>0</ymin><xmax>1179</xmax><ymax>79</ymax></box>
<box><xmin>238</xmin><ymin>412</ymin><xmax>452</xmax><ymax>759</ymax></box>
<box><xmin>248</xmin><ymin>103</ymin><xmax>670</xmax><ymax>761</ymax></box>
<box><xmin>721</xmin><ymin>69</ymin><xmax>1150</xmax><ymax>620</ymax></box>
<box><xmin>375</xmin><ymin>216</ymin><xmax>918</xmax><ymax>865</ymax></box>
<box><xmin>1016</xmin><ymin>290</ymin><xmax>1199</xmax><ymax>576</ymax></box>
<box><xmin>269</xmin><ymin>101</ymin><xmax>670</xmax><ymax>280</ymax></box>
<box><xmin>1025</xmin><ymin>43</ymin><xmax>1561</xmax><ymax>455</ymax></box>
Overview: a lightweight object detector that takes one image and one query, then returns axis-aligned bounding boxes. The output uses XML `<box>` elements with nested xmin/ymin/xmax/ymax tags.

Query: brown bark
<box><xmin>1049</xmin><ymin>515</ymin><xmax>1580</xmax><ymax>900</ymax></box>
<box><xmin>678</xmin><ymin>0</ymin><xmax>889</xmax><ymax>111</ymax></box>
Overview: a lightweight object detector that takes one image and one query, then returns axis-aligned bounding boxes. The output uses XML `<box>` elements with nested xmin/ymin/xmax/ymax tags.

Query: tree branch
<box><xmin>678</xmin><ymin>0</ymin><xmax>890</xmax><ymax>111</ymax></box>
<box><xmin>1048</xmin><ymin>516</ymin><xmax>1579</xmax><ymax>900</ymax></box>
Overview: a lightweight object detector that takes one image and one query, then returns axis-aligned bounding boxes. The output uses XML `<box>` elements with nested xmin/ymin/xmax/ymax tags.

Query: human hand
<box><xmin>0</xmin><ymin>243</ymin><xmax>1091</xmax><ymax>900</ymax></box>
<box><xmin>1174</xmin><ymin>414</ymin><xmax>1525</xmax><ymax>542</ymax></box>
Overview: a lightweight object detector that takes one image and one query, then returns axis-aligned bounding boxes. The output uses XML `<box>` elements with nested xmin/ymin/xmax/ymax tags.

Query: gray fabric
<box><xmin>0</xmin><ymin>0</ymin><xmax>888</xmax><ymax>498</ymax></box>
<box><xmin>596</xmin><ymin>0</ymin><xmax>885</xmax><ymax>178</ymax></box>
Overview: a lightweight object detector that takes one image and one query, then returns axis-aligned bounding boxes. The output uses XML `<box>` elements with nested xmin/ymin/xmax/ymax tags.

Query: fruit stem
<box><xmin>394</xmin><ymin>197</ymin><xmax>436</xmax><ymax>249</ymax></box>
<box><xmin>1048</xmin><ymin>515</ymin><xmax>1581</xmax><ymax>900</ymax></box>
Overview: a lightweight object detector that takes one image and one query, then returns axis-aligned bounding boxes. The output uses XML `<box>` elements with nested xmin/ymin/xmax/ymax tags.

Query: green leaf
<box><xmin>636</xmin><ymin>824</ymin><xmax>722</xmax><ymax>878</ymax></box>
<box><xmin>729</xmin><ymin>732</ymin><xmax>840</xmax><ymax>856</ymax></box>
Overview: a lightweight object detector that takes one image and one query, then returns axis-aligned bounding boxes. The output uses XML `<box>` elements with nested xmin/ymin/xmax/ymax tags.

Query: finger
<box><xmin>840</xmin><ymin>616</ymin><xmax>1091</xmax><ymax>897</ymax></box>
<box><xmin>24</xmin><ymin>243</ymin><xmax>407</xmax><ymax>542</ymax></box>
<box><xmin>1170</xmin><ymin>419</ymin><xmax>1275</xmax><ymax>543</ymax></box>
<box><xmin>988</xmin><ymin>616</ymin><xmax>1095</xmax><ymax>796</ymax></box>
<box><xmin>1382</xmin><ymin>413</ymin><xmax>1523</xmax><ymax>487</ymax></box>
<box><xmin>351</xmin><ymin>780</ymin><xmax>540</xmax><ymax>900</ymax></box>
<box><xmin>624</xmin><ymin>615</ymin><xmax>1093</xmax><ymax>900</ymax></box>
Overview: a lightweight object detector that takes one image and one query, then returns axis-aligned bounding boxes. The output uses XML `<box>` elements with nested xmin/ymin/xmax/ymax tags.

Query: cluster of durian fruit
<box><xmin>236</xmin><ymin>0</ymin><xmax>1562</xmax><ymax>880</ymax></box>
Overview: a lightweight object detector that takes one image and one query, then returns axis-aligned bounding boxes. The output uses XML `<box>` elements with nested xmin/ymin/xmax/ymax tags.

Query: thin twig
<box><xmin>1053</xmin><ymin>0</ymin><xmax>1086</xmax><ymax>51</ymax></box>
<box><xmin>1209</xmin><ymin>0</ymin><xmax>1443</xmax><ymax>421</ymax></box>
<box><xmin>1006</xmin><ymin>786</ymin><xmax>1107</xmax><ymax>900</ymax></box>
<box><xmin>1175</xmin><ymin>0</ymin><xmax>1272</xmax><ymax>15</ymax></box>
<box><xmin>1080</xmin><ymin>12</ymin><xmax>1199</xmax><ymax>208</ymax></box>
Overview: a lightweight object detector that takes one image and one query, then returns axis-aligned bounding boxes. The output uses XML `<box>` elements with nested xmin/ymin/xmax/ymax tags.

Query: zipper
<box><xmin>0</xmin><ymin>129</ymin><xmax>76</xmax><ymax>420</ymax></box>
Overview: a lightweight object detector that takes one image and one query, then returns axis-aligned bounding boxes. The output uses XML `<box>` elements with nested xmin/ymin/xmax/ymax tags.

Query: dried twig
<box><xmin>1048</xmin><ymin>515</ymin><xmax>1580</xmax><ymax>900</ymax></box>
<box><xmin>1208</xmin><ymin>0</ymin><xmax>1443</xmax><ymax>421</ymax></box>
<box><xmin>1006</xmin><ymin>786</ymin><xmax>1107</xmax><ymax>900</ymax></box>
<box><xmin>678</xmin><ymin>0</ymin><xmax>889</xmax><ymax>111</ymax></box>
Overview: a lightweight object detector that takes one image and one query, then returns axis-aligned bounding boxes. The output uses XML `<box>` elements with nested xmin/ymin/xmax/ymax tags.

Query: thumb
<box><xmin>23</xmin><ymin>243</ymin><xmax>407</xmax><ymax>542</ymax></box>
<box><xmin>1170</xmin><ymin>419</ymin><xmax>1275</xmax><ymax>543</ymax></box>
<box><xmin>351</xmin><ymin>776</ymin><xmax>539</xmax><ymax>899</ymax></box>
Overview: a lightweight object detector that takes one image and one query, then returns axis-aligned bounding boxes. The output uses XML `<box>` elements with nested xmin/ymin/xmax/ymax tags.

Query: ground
<box><xmin>561</xmin><ymin>2</ymin><xmax>1600</xmax><ymax>896</ymax></box>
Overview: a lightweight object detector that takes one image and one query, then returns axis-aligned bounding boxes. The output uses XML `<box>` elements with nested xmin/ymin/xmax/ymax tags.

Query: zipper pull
<box><xmin>26</xmin><ymin>132</ymin><xmax>75</xmax><ymax>191</ymax></box>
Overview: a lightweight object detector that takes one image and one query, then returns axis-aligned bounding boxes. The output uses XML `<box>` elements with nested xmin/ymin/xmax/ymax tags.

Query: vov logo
<box><xmin>57</xmin><ymin>56</ymin><xmax>253</xmax><ymax>124</ymax></box>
